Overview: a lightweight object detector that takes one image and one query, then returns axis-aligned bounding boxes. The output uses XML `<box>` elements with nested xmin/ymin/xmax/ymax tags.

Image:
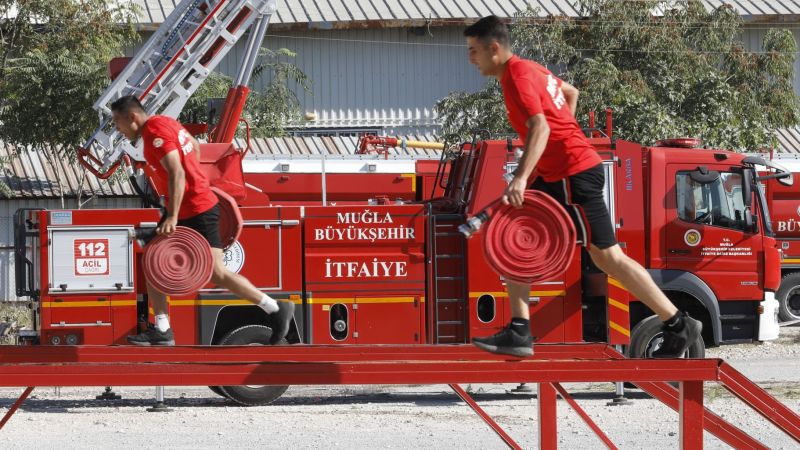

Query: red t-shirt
<box><xmin>500</xmin><ymin>55</ymin><xmax>602</xmax><ymax>182</ymax></box>
<box><xmin>141</xmin><ymin>115</ymin><xmax>218</xmax><ymax>220</ymax></box>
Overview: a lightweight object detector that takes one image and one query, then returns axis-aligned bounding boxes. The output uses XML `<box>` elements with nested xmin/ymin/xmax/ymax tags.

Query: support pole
<box><xmin>449</xmin><ymin>384</ymin><xmax>522</xmax><ymax>450</ymax></box>
<box><xmin>0</xmin><ymin>387</ymin><xmax>33</xmax><ymax>430</ymax></box>
<box><xmin>538</xmin><ymin>383</ymin><xmax>558</xmax><ymax>450</ymax></box>
<box><xmin>147</xmin><ymin>386</ymin><xmax>172</xmax><ymax>412</ymax></box>
<box><xmin>680</xmin><ymin>381</ymin><xmax>704</xmax><ymax>449</ymax></box>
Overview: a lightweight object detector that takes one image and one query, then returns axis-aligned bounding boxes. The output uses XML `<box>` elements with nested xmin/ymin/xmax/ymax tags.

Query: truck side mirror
<box><xmin>741</xmin><ymin>169</ymin><xmax>753</xmax><ymax>208</ymax></box>
<box><xmin>689</xmin><ymin>166</ymin><xmax>720</xmax><ymax>184</ymax></box>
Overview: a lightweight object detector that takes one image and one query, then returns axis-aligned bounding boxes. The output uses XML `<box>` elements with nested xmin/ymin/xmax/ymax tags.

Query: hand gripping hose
<box><xmin>460</xmin><ymin>191</ymin><xmax>576</xmax><ymax>284</ymax></box>
<box><xmin>211</xmin><ymin>186</ymin><xmax>243</xmax><ymax>250</ymax></box>
<box><xmin>143</xmin><ymin>226</ymin><xmax>213</xmax><ymax>296</ymax></box>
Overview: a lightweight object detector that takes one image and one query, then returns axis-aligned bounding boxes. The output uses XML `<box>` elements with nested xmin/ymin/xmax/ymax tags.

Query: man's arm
<box><xmin>504</xmin><ymin>114</ymin><xmax>550</xmax><ymax>208</ymax></box>
<box><xmin>156</xmin><ymin>150</ymin><xmax>186</xmax><ymax>235</ymax></box>
<box><xmin>561</xmin><ymin>81</ymin><xmax>579</xmax><ymax>117</ymax></box>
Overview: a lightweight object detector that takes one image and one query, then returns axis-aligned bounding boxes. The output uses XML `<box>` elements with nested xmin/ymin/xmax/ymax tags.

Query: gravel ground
<box><xmin>0</xmin><ymin>327</ymin><xmax>797</xmax><ymax>449</ymax></box>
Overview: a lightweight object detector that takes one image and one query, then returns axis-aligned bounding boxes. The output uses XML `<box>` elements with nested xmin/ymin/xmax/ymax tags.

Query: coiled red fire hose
<box><xmin>211</xmin><ymin>186</ymin><xmax>243</xmax><ymax>250</ymax></box>
<box><xmin>475</xmin><ymin>191</ymin><xmax>576</xmax><ymax>284</ymax></box>
<box><xmin>143</xmin><ymin>226</ymin><xmax>213</xmax><ymax>296</ymax></box>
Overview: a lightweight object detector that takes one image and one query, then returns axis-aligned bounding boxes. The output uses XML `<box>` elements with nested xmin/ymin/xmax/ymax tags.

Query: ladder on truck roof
<box><xmin>79</xmin><ymin>0</ymin><xmax>277</xmax><ymax>178</ymax></box>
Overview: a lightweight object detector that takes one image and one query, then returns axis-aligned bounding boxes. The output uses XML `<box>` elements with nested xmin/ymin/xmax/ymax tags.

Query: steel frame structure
<box><xmin>0</xmin><ymin>343</ymin><xmax>797</xmax><ymax>449</ymax></box>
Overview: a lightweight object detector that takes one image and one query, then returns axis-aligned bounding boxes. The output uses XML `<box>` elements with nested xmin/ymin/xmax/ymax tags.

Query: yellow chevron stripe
<box><xmin>608</xmin><ymin>278</ymin><xmax>627</xmax><ymax>291</ymax></box>
<box><xmin>608</xmin><ymin>298</ymin><xmax>629</xmax><ymax>312</ymax></box>
<box><xmin>41</xmin><ymin>300</ymin><xmax>136</xmax><ymax>308</ymax></box>
<box><xmin>782</xmin><ymin>259</ymin><xmax>800</xmax><ymax>264</ymax></box>
<box><xmin>609</xmin><ymin>320</ymin><xmax>631</xmax><ymax>337</ymax></box>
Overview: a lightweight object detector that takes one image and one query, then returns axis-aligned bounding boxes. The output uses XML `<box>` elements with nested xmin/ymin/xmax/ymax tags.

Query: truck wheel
<box><xmin>208</xmin><ymin>385</ymin><xmax>228</xmax><ymax>399</ymax></box>
<box><xmin>776</xmin><ymin>272</ymin><xmax>800</xmax><ymax>323</ymax></box>
<box><xmin>215</xmin><ymin>325</ymin><xmax>290</xmax><ymax>406</ymax></box>
<box><xmin>628</xmin><ymin>315</ymin><xmax>705</xmax><ymax>359</ymax></box>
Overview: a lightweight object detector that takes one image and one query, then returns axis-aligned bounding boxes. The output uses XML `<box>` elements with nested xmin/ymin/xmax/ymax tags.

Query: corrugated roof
<box><xmin>0</xmin><ymin>135</ymin><xmax>440</xmax><ymax>198</ymax></box>
<box><xmin>0</xmin><ymin>143</ymin><xmax>137</xmax><ymax>199</ymax></box>
<box><xmin>775</xmin><ymin>127</ymin><xmax>800</xmax><ymax>153</ymax></box>
<box><xmin>234</xmin><ymin>135</ymin><xmax>441</xmax><ymax>157</ymax></box>
<box><xmin>131</xmin><ymin>1</ymin><xmax>797</xmax><ymax>27</ymax></box>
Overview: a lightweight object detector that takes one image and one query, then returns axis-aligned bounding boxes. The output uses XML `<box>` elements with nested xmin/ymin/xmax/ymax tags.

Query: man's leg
<box><xmin>209</xmin><ymin>248</ymin><xmax>294</xmax><ymax>343</ymax></box>
<box><xmin>587</xmin><ymin>244</ymin><xmax>702</xmax><ymax>357</ymax></box>
<box><xmin>587</xmin><ymin>244</ymin><xmax>676</xmax><ymax>320</ymax></box>
<box><xmin>126</xmin><ymin>281</ymin><xmax>175</xmax><ymax>346</ymax></box>
<box><xmin>471</xmin><ymin>281</ymin><xmax>534</xmax><ymax>357</ymax></box>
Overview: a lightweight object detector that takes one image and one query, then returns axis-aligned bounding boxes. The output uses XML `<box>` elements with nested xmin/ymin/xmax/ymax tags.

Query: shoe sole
<box><xmin>126</xmin><ymin>340</ymin><xmax>175</xmax><ymax>346</ymax></box>
<box><xmin>472</xmin><ymin>340</ymin><xmax>533</xmax><ymax>358</ymax></box>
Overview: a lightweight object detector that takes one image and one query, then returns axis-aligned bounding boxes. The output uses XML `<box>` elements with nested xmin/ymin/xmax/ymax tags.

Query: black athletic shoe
<box><xmin>127</xmin><ymin>325</ymin><xmax>175</xmax><ymax>346</ymax></box>
<box><xmin>269</xmin><ymin>301</ymin><xmax>295</xmax><ymax>345</ymax></box>
<box><xmin>472</xmin><ymin>326</ymin><xmax>533</xmax><ymax>357</ymax></box>
<box><xmin>652</xmin><ymin>315</ymin><xmax>703</xmax><ymax>358</ymax></box>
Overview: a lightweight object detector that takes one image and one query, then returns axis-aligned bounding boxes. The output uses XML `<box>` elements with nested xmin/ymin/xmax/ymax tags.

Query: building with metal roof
<box><xmin>131</xmin><ymin>1</ymin><xmax>800</xmax><ymax>27</ymax></box>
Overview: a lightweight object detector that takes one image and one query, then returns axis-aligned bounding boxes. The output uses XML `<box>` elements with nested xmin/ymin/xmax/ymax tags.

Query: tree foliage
<box><xmin>0</xmin><ymin>0</ymin><xmax>138</xmax><ymax>201</ymax></box>
<box><xmin>180</xmin><ymin>47</ymin><xmax>311</xmax><ymax>138</ymax></box>
<box><xmin>436</xmin><ymin>0</ymin><xmax>800</xmax><ymax>151</ymax></box>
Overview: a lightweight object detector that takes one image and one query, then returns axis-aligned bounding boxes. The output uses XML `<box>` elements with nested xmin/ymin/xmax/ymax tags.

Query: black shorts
<box><xmin>177</xmin><ymin>203</ymin><xmax>223</xmax><ymax>249</ymax></box>
<box><xmin>530</xmin><ymin>164</ymin><xmax>617</xmax><ymax>250</ymax></box>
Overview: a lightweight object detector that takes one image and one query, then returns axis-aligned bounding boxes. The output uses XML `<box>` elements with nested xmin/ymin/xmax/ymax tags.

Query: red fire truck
<box><xmin>10</xmin><ymin>0</ymin><xmax>793</xmax><ymax>406</ymax></box>
<box><xmin>755</xmin><ymin>153</ymin><xmax>800</xmax><ymax>323</ymax></box>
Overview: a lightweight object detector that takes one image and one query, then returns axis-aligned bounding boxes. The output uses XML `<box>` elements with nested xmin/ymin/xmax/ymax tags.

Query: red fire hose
<box><xmin>143</xmin><ymin>226</ymin><xmax>214</xmax><ymax>296</ymax></box>
<box><xmin>211</xmin><ymin>187</ymin><xmax>243</xmax><ymax>250</ymax></box>
<box><xmin>463</xmin><ymin>191</ymin><xmax>576</xmax><ymax>284</ymax></box>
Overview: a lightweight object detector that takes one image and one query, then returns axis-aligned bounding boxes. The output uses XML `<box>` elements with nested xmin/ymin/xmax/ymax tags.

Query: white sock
<box><xmin>155</xmin><ymin>314</ymin><xmax>170</xmax><ymax>332</ymax></box>
<box><xmin>258</xmin><ymin>294</ymin><xmax>279</xmax><ymax>314</ymax></box>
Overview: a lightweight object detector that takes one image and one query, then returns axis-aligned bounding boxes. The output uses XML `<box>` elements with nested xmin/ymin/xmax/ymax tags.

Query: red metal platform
<box><xmin>0</xmin><ymin>343</ymin><xmax>797</xmax><ymax>449</ymax></box>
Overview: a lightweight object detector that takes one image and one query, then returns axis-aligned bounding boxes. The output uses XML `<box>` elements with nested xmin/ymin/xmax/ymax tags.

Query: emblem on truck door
<box><xmin>684</xmin><ymin>229</ymin><xmax>702</xmax><ymax>247</ymax></box>
<box><xmin>222</xmin><ymin>241</ymin><xmax>245</xmax><ymax>274</ymax></box>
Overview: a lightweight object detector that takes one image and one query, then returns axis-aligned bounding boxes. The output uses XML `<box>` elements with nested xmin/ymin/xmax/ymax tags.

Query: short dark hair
<box><xmin>464</xmin><ymin>15</ymin><xmax>510</xmax><ymax>47</ymax></box>
<box><xmin>110</xmin><ymin>95</ymin><xmax>145</xmax><ymax>115</ymax></box>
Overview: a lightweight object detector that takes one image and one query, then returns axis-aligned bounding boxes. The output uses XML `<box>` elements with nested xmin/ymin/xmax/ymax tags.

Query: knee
<box><xmin>211</xmin><ymin>266</ymin><xmax>226</xmax><ymax>285</ymax></box>
<box><xmin>588</xmin><ymin>245</ymin><xmax>626</xmax><ymax>275</ymax></box>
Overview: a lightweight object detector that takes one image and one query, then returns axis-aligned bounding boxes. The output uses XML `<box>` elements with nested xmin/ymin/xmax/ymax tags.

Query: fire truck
<box><xmin>11</xmin><ymin>0</ymin><xmax>792</xmax><ymax>406</ymax></box>
<box><xmin>755</xmin><ymin>153</ymin><xmax>800</xmax><ymax>323</ymax></box>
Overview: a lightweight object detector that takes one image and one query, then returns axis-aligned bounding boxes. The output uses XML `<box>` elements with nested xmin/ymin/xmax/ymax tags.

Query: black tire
<box><xmin>208</xmin><ymin>385</ymin><xmax>228</xmax><ymax>398</ymax></box>
<box><xmin>624</xmin><ymin>315</ymin><xmax>705</xmax><ymax>390</ymax></box>
<box><xmin>216</xmin><ymin>325</ymin><xmax>290</xmax><ymax>406</ymax></box>
<box><xmin>776</xmin><ymin>272</ymin><xmax>800</xmax><ymax>323</ymax></box>
<box><xmin>628</xmin><ymin>315</ymin><xmax>705</xmax><ymax>359</ymax></box>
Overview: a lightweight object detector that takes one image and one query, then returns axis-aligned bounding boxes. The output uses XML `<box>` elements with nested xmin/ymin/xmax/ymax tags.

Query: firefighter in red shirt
<box><xmin>110</xmin><ymin>96</ymin><xmax>294</xmax><ymax>346</ymax></box>
<box><xmin>465</xmin><ymin>16</ymin><xmax>701</xmax><ymax>358</ymax></box>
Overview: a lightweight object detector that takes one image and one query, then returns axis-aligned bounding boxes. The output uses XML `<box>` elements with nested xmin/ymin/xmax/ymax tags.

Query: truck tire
<box><xmin>628</xmin><ymin>315</ymin><xmax>705</xmax><ymax>359</ymax></box>
<box><xmin>214</xmin><ymin>325</ymin><xmax>290</xmax><ymax>406</ymax></box>
<box><xmin>776</xmin><ymin>272</ymin><xmax>800</xmax><ymax>323</ymax></box>
<box><xmin>208</xmin><ymin>385</ymin><xmax>228</xmax><ymax>398</ymax></box>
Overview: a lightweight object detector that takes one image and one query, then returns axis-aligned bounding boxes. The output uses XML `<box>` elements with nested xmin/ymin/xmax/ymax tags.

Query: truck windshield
<box><xmin>677</xmin><ymin>171</ymin><xmax>749</xmax><ymax>232</ymax></box>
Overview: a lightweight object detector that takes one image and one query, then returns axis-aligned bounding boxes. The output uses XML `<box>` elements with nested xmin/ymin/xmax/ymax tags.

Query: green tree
<box><xmin>0</xmin><ymin>0</ymin><xmax>138</xmax><ymax>203</ymax></box>
<box><xmin>436</xmin><ymin>0</ymin><xmax>800</xmax><ymax>151</ymax></box>
<box><xmin>180</xmin><ymin>47</ymin><xmax>311</xmax><ymax>139</ymax></box>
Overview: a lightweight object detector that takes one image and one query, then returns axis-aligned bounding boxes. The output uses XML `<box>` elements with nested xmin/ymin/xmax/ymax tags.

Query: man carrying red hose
<box><xmin>110</xmin><ymin>96</ymin><xmax>294</xmax><ymax>346</ymax></box>
<box><xmin>464</xmin><ymin>16</ymin><xmax>702</xmax><ymax>358</ymax></box>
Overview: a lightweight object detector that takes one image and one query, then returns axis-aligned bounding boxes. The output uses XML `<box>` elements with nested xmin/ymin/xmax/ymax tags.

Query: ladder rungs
<box><xmin>435</xmin><ymin>232</ymin><xmax>463</xmax><ymax>237</ymax></box>
<box><xmin>436</xmin><ymin>254</ymin><xmax>464</xmax><ymax>259</ymax></box>
<box><xmin>436</xmin><ymin>298</ymin><xmax>464</xmax><ymax>303</ymax></box>
<box><xmin>437</xmin><ymin>321</ymin><xmax>465</xmax><ymax>326</ymax></box>
<box><xmin>436</xmin><ymin>276</ymin><xmax>464</xmax><ymax>281</ymax></box>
